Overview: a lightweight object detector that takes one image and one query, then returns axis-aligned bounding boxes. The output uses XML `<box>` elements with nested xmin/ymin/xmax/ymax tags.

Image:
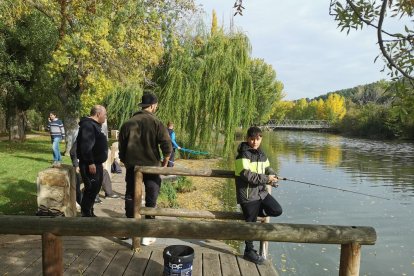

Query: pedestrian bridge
<box><xmin>259</xmin><ymin>119</ymin><xmax>331</xmax><ymax>130</ymax></box>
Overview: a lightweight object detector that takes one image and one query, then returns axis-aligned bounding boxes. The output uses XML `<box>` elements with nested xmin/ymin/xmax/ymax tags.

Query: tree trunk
<box><xmin>8</xmin><ymin>108</ymin><xmax>26</xmax><ymax>142</ymax></box>
<box><xmin>63</xmin><ymin>115</ymin><xmax>78</xmax><ymax>156</ymax></box>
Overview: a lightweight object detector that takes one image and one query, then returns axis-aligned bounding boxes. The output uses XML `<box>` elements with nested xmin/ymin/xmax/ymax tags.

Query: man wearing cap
<box><xmin>118</xmin><ymin>93</ymin><xmax>172</xmax><ymax>245</ymax></box>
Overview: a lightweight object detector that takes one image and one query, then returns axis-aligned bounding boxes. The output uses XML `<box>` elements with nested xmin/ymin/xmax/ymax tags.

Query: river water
<box><xmin>255</xmin><ymin>131</ymin><xmax>414</xmax><ymax>276</ymax></box>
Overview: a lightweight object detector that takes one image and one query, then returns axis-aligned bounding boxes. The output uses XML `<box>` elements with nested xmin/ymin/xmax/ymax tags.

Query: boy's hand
<box><xmin>268</xmin><ymin>175</ymin><xmax>279</xmax><ymax>187</ymax></box>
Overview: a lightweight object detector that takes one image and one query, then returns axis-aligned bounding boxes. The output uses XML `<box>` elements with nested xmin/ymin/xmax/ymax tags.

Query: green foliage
<box><xmin>26</xmin><ymin>109</ymin><xmax>44</xmax><ymax>131</ymax></box>
<box><xmin>158</xmin><ymin>182</ymin><xmax>178</xmax><ymax>208</ymax></box>
<box><xmin>103</xmin><ymin>86</ymin><xmax>142</xmax><ymax>130</ymax></box>
<box><xmin>339</xmin><ymin>103</ymin><xmax>395</xmax><ymax>139</ymax></box>
<box><xmin>331</xmin><ymin>0</ymin><xmax>414</xmax><ymax>81</ymax></box>
<box><xmin>154</xmin><ymin>19</ymin><xmax>257</xmax><ymax>154</ymax></box>
<box><xmin>174</xmin><ymin>176</ymin><xmax>195</xmax><ymax>193</ymax></box>
<box><xmin>250</xmin><ymin>58</ymin><xmax>284</xmax><ymax>123</ymax></box>
<box><xmin>0</xmin><ymin>10</ymin><xmax>57</xmax><ymax>132</ymax></box>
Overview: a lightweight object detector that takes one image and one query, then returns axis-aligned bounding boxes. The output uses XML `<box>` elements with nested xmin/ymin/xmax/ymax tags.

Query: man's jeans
<box><xmin>52</xmin><ymin>137</ymin><xmax>62</xmax><ymax>161</ymax></box>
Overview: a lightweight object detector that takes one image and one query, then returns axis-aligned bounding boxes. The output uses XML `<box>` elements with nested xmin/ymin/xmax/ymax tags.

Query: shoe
<box><xmin>105</xmin><ymin>194</ymin><xmax>120</xmax><ymax>199</ymax></box>
<box><xmin>76</xmin><ymin>202</ymin><xmax>81</xmax><ymax>211</ymax></box>
<box><xmin>244</xmin><ymin>249</ymin><xmax>265</xmax><ymax>265</ymax></box>
<box><xmin>95</xmin><ymin>198</ymin><xmax>103</xmax><ymax>204</ymax></box>
<box><xmin>81</xmin><ymin>211</ymin><xmax>97</xmax><ymax>217</ymax></box>
<box><xmin>52</xmin><ymin>161</ymin><xmax>61</xmax><ymax>168</ymax></box>
<box><xmin>141</xmin><ymin>237</ymin><xmax>156</xmax><ymax>246</ymax></box>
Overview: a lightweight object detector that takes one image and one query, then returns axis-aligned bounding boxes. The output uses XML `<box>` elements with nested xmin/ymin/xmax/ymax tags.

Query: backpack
<box><xmin>111</xmin><ymin>160</ymin><xmax>122</xmax><ymax>173</ymax></box>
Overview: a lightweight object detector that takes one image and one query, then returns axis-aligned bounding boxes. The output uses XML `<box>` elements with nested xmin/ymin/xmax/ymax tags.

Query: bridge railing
<box><xmin>261</xmin><ymin>119</ymin><xmax>331</xmax><ymax>129</ymax></box>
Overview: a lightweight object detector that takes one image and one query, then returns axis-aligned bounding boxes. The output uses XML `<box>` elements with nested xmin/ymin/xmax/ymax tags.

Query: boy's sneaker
<box><xmin>243</xmin><ymin>249</ymin><xmax>265</xmax><ymax>265</ymax></box>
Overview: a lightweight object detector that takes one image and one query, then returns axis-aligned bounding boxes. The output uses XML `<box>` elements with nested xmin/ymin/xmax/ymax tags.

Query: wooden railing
<box><xmin>132</xmin><ymin>166</ymin><xmax>376</xmax><ymax>276</ymax></box>
<box><xmin>0</xmin><ymin>166</ymin><xmax>377</xmax><ymax>276</ymax></box>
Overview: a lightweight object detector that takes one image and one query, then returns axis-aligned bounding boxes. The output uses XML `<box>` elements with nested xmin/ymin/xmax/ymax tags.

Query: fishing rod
<box><xmin>277</xmin><ymin>176</ymin><xmax>391</xmax><ymax>200</ymax></box>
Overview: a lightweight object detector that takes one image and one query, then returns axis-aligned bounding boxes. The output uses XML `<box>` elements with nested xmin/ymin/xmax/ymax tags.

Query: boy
<box><xmin>234</xmin><ymin>126</ymin><xmax>283</xmax><ymax>264</ymax></box>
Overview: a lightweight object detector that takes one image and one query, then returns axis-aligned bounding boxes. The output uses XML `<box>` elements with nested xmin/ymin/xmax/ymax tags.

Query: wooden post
<box><xmin>259</xmin><ymin>184</ymin><xmax>272</xmax><ymax>258</ymax></box>
<box><xmin>339</xmin><ymin>242</ymin><xmax>361</xmax><ymax>276</ymax></box>
<box><xmin>42</xmin><ymin>232</ymin><xmax>63</xmax><ymax>276</ymax></box>
<box><xmin>132</xmin><ymin>168</ymin><xmax>143</xmax><ymax>250</ymax></box>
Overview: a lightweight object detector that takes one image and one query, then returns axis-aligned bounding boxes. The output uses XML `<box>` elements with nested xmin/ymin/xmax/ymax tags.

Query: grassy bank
<box><xmin>0</xmin><ymin>135</ymin><xmax>70</xmax><ymax>215</ymax></box>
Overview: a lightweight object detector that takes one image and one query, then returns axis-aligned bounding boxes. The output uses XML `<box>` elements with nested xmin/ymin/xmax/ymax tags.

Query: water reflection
<box><xmin>260</xmin><ymin>131</ymin><xmax>414</xmax><ymax>275</ymax></box>
<box><xmin>265</xmin><ymin>131</ymin><xmax>414</xmax><ymax>193</ymax></box>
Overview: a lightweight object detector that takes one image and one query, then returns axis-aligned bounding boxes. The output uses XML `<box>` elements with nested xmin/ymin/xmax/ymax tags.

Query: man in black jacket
<box><xmin>119</xmin><ymin>93</ymin><xmax>171</xmax><ymax>245</ymax></box>
<box><xmin>77</xmin><ymin>105</ymin><xmax>108</xmax><ymax>217</ymax></box>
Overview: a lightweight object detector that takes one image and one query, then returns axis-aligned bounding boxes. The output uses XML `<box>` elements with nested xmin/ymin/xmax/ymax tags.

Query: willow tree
<box><xmin>155</xmin><ymin>23</ymin><xmax>254</xmax><ymax>154</ymax></box>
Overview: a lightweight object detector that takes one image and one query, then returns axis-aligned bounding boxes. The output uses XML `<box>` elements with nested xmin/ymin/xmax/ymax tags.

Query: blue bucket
<box><xmin>163</xmin><ymin>245</ymin><xmax>194</xmax><ymax>276</ymax></box>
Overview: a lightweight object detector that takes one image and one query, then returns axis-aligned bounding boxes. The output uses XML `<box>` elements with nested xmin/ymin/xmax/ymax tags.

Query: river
<box><xmin>255</xmin><ymin>130</ymin><xmax>414</xmax><ymax>275</ymax></box>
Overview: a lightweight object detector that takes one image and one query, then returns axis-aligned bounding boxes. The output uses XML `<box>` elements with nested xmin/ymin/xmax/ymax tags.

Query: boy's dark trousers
<box><xmin>125</xmin><ymin>166</ymin><xmax>161</xmax><ymax>218</ymax></box>
<box><xmin>240</xmin><ymin>194</ymin><xmax>283</xmax><ymax>251</ymax></box>
<box><xmin>79</xmin><ymin>163</ymin><xmax>103</xmax><ymax>216</ymax></box>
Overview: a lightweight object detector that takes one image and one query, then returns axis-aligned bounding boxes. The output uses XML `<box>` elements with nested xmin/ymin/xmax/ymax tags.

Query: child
<box><xmin>234</xmin><ymin>126</ymin><xmax>283</xmax><ymax>264</ymax></box>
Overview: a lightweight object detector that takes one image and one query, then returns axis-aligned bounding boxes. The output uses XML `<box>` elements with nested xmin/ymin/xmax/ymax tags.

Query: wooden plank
<box><xmin>236</xmin><ymin>255</ymin><xmax>260</xmax><ymax>276</ymax></box>
<box><xmin>64</xmin><ymin>249</ymin><xmax>100</xmax><ymax>275</ymax></box>
<box><xmin>124</xmin><ymin>248</ymin><xmax>151</xmax><ymax>276</ymax></box>
<box><xmin>219</xmin><ymin>253</ymin><xmax>241</xmax><ymax>276</ymax></box>
<box><xmin>0</xmin><ymin>248</ymin><xmax>31</xmax><ymax>275</ymax></box>
<box><xmin>256</xmin><ymin>259</ymin><xmax>279</xmax><ymax>276</ymax></box>
<box><xmin>63</xmin><ymin>249</ymin><xmax>83</xmax><ymax>271</ymax></box>
<box><xmin>103</xmin><ymin>250</ymin><xmax>133</xmax><ymax>275</ymax></box>
<box><xmin>144</xmin><ymin>250</ymin><xmax>164</xmax><ymax>276</ymax></box>
<box><xmin>83</xmin><ymin>250</ymin><xmax>117</xmax><ymax>275</ymax></box>
<box><xmin>192</xmin><ymin>250</ymin><xmax>202</xmax><ymax>276</ymax></box>
<box><xmin>14</xmin><ymin>249</ymin><xmax>42</xmax><ymax>275</ymax></box>
<box><xmin>202</xmin><ymin>252</ymin><xmax>221</xmax><ymax>276</ymax></box>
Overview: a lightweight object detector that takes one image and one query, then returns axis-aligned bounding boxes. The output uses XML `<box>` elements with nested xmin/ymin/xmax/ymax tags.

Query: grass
<box><xmin>157</xmin><ymin>176</ymin><xmax>195</xmax><ymax>208</ymax></box>
<box><xmin>0</xmin><ymin>135</ymin><xmax>70</xmax><ymax>215</ymax></box>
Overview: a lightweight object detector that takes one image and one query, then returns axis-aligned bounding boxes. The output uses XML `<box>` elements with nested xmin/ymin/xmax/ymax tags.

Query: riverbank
<box><xmin>174</xmin><ymin>158</ymin><xmax>230</xmax><ymax>211</ymax></box>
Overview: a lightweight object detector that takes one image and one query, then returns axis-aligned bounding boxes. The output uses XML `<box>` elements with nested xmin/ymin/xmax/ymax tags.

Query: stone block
<box><xmin>36</xmin><ymin>164</ymin><xmax>77</xmax><ymax>217</ymax></box>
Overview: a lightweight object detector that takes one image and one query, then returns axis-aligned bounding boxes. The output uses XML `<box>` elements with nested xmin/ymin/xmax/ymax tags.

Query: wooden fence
<box><xmin>0</xmin><ymin>166</ymin><xmax>377</xmax><ymax>276</ymax></box>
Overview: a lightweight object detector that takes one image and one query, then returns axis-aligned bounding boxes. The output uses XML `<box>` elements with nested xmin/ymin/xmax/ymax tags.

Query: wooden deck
<box><xmin>0</xmin><ymin>162</ymin><xmax>278</xmax><ymax>275</ymax></box>
<box><xmin>0</xmin><ymin>235</ymin><xmax>278</xmax><ymax>275</ymax></box>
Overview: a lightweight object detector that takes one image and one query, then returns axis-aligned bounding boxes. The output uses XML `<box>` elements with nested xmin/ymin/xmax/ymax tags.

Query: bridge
<box><xmin>259</xmin><ymin>119</ymin><xmax>331</xmax><ymax>130</ymax></box>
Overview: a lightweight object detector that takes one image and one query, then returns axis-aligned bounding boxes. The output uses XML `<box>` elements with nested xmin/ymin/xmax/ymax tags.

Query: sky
<box><xmin>195</xmin><ymin>0</ymin><xmax>394</xmax><ymax>100</ymax></box>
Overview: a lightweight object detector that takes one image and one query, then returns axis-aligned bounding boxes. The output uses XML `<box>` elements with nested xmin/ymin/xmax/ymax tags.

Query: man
<box><xmin>119</xmin><ymin>93</ymin><xmax>172</xmax><ymax>245</ymax></box>
<box><xmin>47</xmin><ymin>111</ymin><xmax>65</xmax><ymax>167</ymax></box>
<box><xmin>77</xmin><ymin>105</ymin><xmax>108</xmax><ymax>217</ymax></box>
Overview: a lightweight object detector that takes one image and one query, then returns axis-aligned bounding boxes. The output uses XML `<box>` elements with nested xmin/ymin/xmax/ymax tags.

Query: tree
<box><xmin>1</xmin><ymin>0</ymin><xmax>196</xmax><ymax>148</ymax></box>
<box><xmin>0</xmin><ymin>10</ymin><xmax>57</xmax><ymax>141</ymax></box>
<box><xmin>154</xmin><ymin>18</ymin><xmax>255</xmax><ymax>154</ymax></box>
<box><xmin>330</xmin><ymin>0</ymin><xmax>414</xmax><ymax>82</ymax></box>
<box><xmin>325</xmin><ymin>93</ymin><xmax>346</xmax><ymax>123</ymax></box>
<box><xmin>249</xmin><ymin>58</ymin><xmax>284</xmax><ymax>124</ymax></box>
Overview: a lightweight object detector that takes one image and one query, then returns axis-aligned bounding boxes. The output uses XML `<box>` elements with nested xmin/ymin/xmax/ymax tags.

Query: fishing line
<box><xmin>278</xmin><ymin>177</ymin><xmax>391</xmax><ymax>200</ymax></box>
